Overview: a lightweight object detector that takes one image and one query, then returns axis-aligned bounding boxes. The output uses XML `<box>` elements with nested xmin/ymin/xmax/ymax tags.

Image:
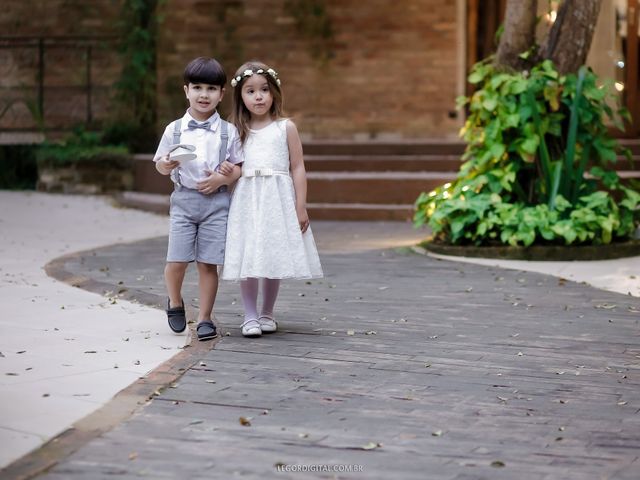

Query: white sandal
<box><xmin>241</xmin><ymin>319</ymin><xmax>262</xmax><ymax>337</ymax></box>
<box><xmin>258</xmin><ymin>315</ymin><xmax>277</xmax><ymax>333</ymax></box>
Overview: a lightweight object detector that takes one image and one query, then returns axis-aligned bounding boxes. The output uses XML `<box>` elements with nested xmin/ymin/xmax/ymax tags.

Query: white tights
<box><xmin>240</xmin><ymin>278</ymin><xmax>280</xmax><ymax>322</ymax></box>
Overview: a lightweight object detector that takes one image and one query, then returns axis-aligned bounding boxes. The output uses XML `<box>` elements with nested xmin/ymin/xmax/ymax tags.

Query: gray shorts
<box><xmin>167</xmin><ymin>187</ymin><xmax>230</xmax><ymax>265</ymax></box>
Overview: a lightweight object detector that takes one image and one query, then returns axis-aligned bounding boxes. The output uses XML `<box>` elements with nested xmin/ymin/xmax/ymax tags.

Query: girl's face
<box><xmin>240</xmin><ymin>74</ymin><xmax>273</xmax><ymax>119</ymax></box>
<box><xmin>184</xmin><ymin>83</ymin><xmax>224</xmax><ymax>121</ymax></box>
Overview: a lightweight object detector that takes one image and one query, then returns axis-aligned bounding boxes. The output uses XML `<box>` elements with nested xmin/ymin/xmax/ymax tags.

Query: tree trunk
<box><xmin>494</xmin><ymin>0</ymin><xmax>538</xmax><ymax>71</ymax></box>
<box><xmin>539</xmin><ymin>0</ymin><xmax>602</xmax><ymax>74</ymax></box>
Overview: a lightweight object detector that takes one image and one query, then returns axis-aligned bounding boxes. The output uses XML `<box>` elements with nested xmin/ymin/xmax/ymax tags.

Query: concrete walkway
<box><xmin>1</xmin><ymin>191</ymin><xmax>639</xmax><ymax>479</ymax></box>
<box><xmin>0</xmin><ymin>192</ymin><xmax>186</xmax><ymax>469</ymax></box>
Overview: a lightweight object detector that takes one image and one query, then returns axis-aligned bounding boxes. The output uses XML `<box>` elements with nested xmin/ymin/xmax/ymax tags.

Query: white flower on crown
<box><xmin>230</xmin><ymin>66</ymin><xmax>282</xmax><ymax>87</ymax></box>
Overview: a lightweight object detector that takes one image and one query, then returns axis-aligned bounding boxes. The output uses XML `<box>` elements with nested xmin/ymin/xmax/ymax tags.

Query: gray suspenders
<box><xmin>172</xmin><ymin>118</ymin><xmax>229</xmax><ymax>192</ymax></box>
<box><xmin>172</xmin><ymin>119</ymin><xmax>183</xmax><ymax>187</ymax></box>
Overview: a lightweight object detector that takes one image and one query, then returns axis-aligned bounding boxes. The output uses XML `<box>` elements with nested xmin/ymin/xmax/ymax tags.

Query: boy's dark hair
<box><xmin>183</xmin><ymin>57</ymin><xmax>227</xmax><ymax>86</ymax></box>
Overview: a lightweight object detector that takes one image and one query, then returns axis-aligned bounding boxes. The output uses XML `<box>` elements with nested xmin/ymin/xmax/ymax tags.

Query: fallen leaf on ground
<box><xmin>361</xmin><ymin>442</ymin><xmax>382</xmax><ymax>450</ymax></box>
<box><xmin>491</xmin><ymin>460</ymin><xmax>505</xmax><ymax>467</ymax></box>
<box><xmin>239</xmin><ymin>416</ymin><xmax>252</xmax><ymax>426</ymax></box>
<box><xmin>595</xmin><ymin>303</ymin><xmax>617</xmax><ymax>309</ymax></box>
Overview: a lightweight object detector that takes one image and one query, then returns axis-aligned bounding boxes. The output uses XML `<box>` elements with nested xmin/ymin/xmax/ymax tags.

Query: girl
<box><xmin>221</xmin><ymin>61</ymin><xmax>323</xmax><ymax>337</ymax></box>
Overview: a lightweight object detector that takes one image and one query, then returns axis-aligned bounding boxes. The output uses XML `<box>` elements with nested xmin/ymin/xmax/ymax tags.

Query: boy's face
<box><xmin>184</xmin><ymin>83</ymin><xmax>224</xmax><ymax>120</ymax></box>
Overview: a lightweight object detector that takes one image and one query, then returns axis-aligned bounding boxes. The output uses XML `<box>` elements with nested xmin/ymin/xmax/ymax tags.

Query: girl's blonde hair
<box><xmin>229</xmin><ymin>61</ymin><xmax>284</xmax><ymax>144</ymax></box>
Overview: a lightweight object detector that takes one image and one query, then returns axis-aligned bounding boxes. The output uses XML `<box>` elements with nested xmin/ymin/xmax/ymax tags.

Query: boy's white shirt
<box><xmin>153</xmin><ymin>110</ymin><xmax>243</xmax><ymax>189</ymax></box>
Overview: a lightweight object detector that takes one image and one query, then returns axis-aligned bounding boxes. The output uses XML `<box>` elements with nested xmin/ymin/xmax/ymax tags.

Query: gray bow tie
<box><xmin>188</xmin><ymin>120</ymin><xmax>211</xmax><ymax>130</ymax></box>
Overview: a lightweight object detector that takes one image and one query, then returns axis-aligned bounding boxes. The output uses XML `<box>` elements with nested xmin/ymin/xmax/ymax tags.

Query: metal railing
<box><xmin>0</xmin><ymin>35</ymin><xmax>118</xmax><ymax>135</ymax></box>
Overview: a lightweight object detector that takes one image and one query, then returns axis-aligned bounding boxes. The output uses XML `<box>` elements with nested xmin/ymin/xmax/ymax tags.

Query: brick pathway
<box><xmin>12</xmin><ymin>224</ymin><xmax>640</xmax><ymax>480</ymax></box>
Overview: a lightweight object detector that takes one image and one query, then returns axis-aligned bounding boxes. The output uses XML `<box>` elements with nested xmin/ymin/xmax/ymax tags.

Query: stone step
<box><xmin>128</xmin><ymin>141</ymin><xmax>639</xmax><ymax>221</ymax></box>
<box><xmin>307</xmin><ymin>202</ymin><xmax>414</xmax><ymax>222</ymax></box>
<box><xmin>306</xmin><ymin>154</ymin><xmax>638</xmax><ymax>172</ymax></box>
<box><xmin>116</xmin><ymin>191</ymin><xmax>169</xmax><ymax>215</ymax></box>
<box><xmin>115</xmin><ymin>192</ymin><xmax>415</xmax><ymax>222</ymax></box>
<box><xmin>305</xmin><ymin>154</ymin><xmax>463</xmax><ymax>172</ymax></box>
<box><xmin>619</xmin><ymin>138</ymin><xmax>640</xmax><ymax>156</ymax></box>
<box><xmin>303</xmin><ymin>138</ymin><xmax>640</xmax><ymax>156</ymax></box>
<box><xmin>302</xmin><ymin>139</ymin><xmax>465</xmax><ymax>156</ymax></box>
<box><xmin>306</xmin><ymin>171</ymin><xmax>453</xmax><ymax>204</ymax></box>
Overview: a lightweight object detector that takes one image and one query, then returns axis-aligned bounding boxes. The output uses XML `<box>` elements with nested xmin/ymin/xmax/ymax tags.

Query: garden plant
<box><xmin>414</xmin><ymin>59</ymin><xmax>639</xmax><ymax>247</ymax></box>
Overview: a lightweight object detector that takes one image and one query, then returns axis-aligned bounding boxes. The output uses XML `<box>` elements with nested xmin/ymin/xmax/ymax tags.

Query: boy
<box><xmin>154</xmin><ymin>57</ymin><xmax>242</xmax><ymax>341</ymax></box>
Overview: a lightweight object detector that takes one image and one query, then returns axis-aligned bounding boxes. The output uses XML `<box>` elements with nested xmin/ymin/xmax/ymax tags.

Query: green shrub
<box><xmin>414</xmin><ymin>60</ymin><xmax>638</xmax><ymax>246</ymax></box>
<box><xmin>36</xmin><ymin>127</ymin><xmax>130</xmax><ymax>168</ymax></box>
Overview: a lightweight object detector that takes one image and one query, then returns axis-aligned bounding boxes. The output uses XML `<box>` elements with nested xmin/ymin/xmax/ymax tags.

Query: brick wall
<box><xmin>157</xmin><ymin>0</ymin><xmax>462</xmax><ymax>140</ymax></box>
<box><xmin>3</xmin><ymin>0</ymin><xmax>463</xmax><ymax>140</ymax></box>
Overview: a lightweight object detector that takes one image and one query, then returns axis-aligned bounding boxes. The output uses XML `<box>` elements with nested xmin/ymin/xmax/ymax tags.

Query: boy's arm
<box><xmin>156</xmin><ymin>154</ymin><xmax>180</xmax><ymax>175</ymax></box>
<box><xmin>196</xmin><ymin>166</ymin><xmax>241</xmax><ymax>194</ymax></box>
<box><xmin>153</xmin><ymin>126</ymin><xmax>180</xmax><ymax>175</ymax></box>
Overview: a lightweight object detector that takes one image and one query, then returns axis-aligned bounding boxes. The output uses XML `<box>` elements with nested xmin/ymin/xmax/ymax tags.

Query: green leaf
<box><xmin>520</xmin><ymin>135</ymin><xmax>539</xmax><ymax>155</ymax></box>
<box><xmin>482</xmin><ymin>96</ymin><xmax>498</xmax><ymax>111</ymax></box>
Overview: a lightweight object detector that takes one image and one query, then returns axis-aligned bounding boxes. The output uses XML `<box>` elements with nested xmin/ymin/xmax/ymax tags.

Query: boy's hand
<box><xmin>156</xmin><ymin>154</ymin><xmax>180</xmax><ymax>175</ymax></box>
<box><xmin>197</xmin><ymin>170</ymin><xmax>224</xmax><ymax>195</ymax></box>
<box><xmin>218</xmin><ymin>161</ymin><xmax>235</xmax><ymax>176</ymax></box>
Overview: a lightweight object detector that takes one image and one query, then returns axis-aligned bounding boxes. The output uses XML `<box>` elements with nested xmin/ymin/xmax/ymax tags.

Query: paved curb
<box><xmin>421</xmin><ymin>239</ymin><xmax>640</xmax><ymax>261</ymax></box>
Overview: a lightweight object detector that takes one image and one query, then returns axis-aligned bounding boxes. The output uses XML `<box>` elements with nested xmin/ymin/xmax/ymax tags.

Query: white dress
<box><xmin>222</xmin><ymin>119</ymin><xmax>323</xmax><ymax>280</ymax></box>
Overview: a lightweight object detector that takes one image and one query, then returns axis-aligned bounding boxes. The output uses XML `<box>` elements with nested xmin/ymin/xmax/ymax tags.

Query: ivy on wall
<box><xmin>284</xmin><ymin>0</ymin><xmax>335</xmax><ymax>64</ymax></box>
<box><xmin>108</xmin><ymin>0</ymin><xmax>164</xmax><ymax>152</ymax></box>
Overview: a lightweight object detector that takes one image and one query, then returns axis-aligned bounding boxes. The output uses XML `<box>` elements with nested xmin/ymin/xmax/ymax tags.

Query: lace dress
<box><xmin>221</xmin><ymin>119</ymin><xmax>323</xmax><ymax>280</ymax></box>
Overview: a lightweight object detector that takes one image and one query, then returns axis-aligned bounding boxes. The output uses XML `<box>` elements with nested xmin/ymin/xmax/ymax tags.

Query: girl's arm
<box><xmin>286</xmin><ymin>120</ymin><xmax>310</xmax><ymax>233</ymax></box>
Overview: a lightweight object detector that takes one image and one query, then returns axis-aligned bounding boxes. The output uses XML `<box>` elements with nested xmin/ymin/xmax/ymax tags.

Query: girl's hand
<box><xmin>296</xmin><ymin>207</ymin><xmax>310</xmax><ymax>233</ymax></box>
<box><xmin>196</xmin><ymin>170</ymin><xmax>223</xmax><ymax>194</ymax></box>
<box><xmin>156</xmin><ymin>154</ymin><xmax>180</xmax><ymax>175</ymax></box>
<box><xmin>218</xmin><ymin>161</ymin><xmax>235</xmax><ymax>175</ymax></box>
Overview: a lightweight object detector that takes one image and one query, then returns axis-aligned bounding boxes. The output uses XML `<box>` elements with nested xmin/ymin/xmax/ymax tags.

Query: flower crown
<box><xmin>230</xmin><ymin>67</ymin><xmax>281</xmax><ymax>87</ymax></box>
